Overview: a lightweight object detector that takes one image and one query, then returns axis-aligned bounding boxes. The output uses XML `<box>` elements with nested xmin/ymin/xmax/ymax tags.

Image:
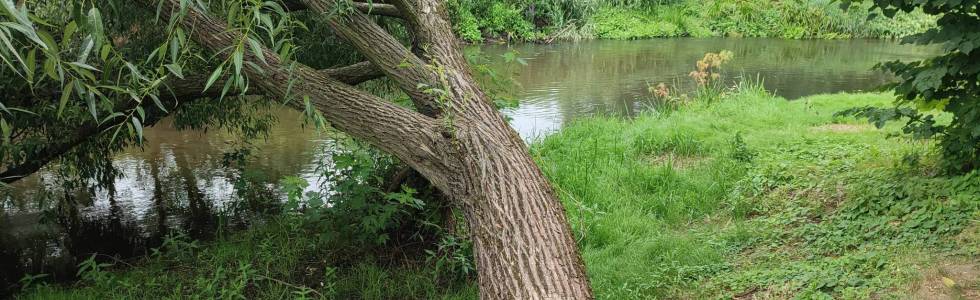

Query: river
<box><xmin>0</xmin><ymin>38</ymin><xmax>935</xmax><ymax>294</ymax></box>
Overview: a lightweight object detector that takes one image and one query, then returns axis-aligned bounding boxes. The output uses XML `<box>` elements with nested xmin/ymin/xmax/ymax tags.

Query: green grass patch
<box><xmin>532</xmin><ymin>90</ymin><xmax>980</xmax><ymax>298</ymax></box>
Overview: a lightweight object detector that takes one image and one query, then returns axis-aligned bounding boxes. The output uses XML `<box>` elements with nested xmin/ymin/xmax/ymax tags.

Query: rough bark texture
<box><xmin>153</xmin><ymin>1</ymin><xmax>595</xmax><ymax>298</ymax></box>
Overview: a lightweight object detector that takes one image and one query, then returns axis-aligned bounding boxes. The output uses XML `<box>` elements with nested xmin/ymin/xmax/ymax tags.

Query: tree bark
<box><xmin>152</xmin><ymin>1</ymin><xmax>594</xmax><ymax>298</ymax></box>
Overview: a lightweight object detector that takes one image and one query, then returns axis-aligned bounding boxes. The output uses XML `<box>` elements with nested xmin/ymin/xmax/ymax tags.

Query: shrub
<box><xmin>591</xmin><ymin>8</ymin><xmax>682</xmax><ymax>39</ymax></box>
<box><xmin>482</xmin><ymin>2</ymin><xmax>536</xmax><ymax>40</ymax></box>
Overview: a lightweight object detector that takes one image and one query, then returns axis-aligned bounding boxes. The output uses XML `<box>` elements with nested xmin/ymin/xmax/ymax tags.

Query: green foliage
<box><xmin>837</xmin><ymin>0</ymin><xmax>980</xmax><ymax>173</ymax></box>
<box><xmin>18</xmin><ymin>219</ymin><xmax>478</xmax><ymax>299</ymax></box>
<box><xmin>449</xmin><ymin>0</ymin><xmax>538</xmax><ymax>41</ymax></box>
<box><xmin>276</xmin><ymin>138</ymin><xmax>476</xmax><ymax>284</ymax></box>
<box><xmin>803</xmin><ymin>171</ymin><xmax>980</xmax><ymax>254</ymax></box>
<box><xmin>284</xmin><ymin>140</ymin><xmax>443</xmax><ymax>256</ymax></box>
<box><xmin>591</xmin><ymin>8</ymin><xmax>681</xmax><ymax>39</ymax></box>
<box><xmin>483</xmin><ymin>3</ymin><xmax>536</xmax><ymax>40</ymax></box>
<box><xmin>450</xmin><ymin>4</ymin><xmax>484</xmax><ymax>43</ymax></box>
<box><xmin>729</xmin><ymin>132</ymin><xmax>755</xmax><ymax>163</ymax></box>
<box><xmin>447</xmin><ymin>0</ymin><xmax>935</xmax><ymax>42</ymax></box>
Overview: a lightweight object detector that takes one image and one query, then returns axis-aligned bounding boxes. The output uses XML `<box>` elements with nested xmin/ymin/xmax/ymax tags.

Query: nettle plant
<box><xmin>837</xmin><ymin>0</ymin><xmax>980</xmax><ymax>173</ymax></box>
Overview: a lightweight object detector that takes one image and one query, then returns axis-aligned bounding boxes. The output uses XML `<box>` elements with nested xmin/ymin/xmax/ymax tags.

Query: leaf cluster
<box><xmin>839</xmin><ymin>0</ymin><xmax>980</xmax><ymax>173</ymax></box>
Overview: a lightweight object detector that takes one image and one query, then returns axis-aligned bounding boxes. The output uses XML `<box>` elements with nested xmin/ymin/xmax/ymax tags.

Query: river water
<box><xmin>0</xmin><ymin>38</ymin><xmax>934</xmax><ymax>294</ymax></box>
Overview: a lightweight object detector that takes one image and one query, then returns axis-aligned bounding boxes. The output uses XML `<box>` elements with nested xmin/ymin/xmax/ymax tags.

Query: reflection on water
<box><xmin>482</xmin><ymin>38</ymin><xmax>935</xmax><ymax>136</ymax></box>
<box><xmin>0</xmin><ymin>108</ymin><xmax>331</xmax><ymax>295</ymax></box>
<box><xmin>0</xmin><ymin>38</ymin><xmax>937</xmax><ymax>295</ymax></box>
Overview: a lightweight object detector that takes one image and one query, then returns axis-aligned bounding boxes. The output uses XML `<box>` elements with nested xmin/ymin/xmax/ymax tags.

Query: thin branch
<box><xmin>322</xmin><ymin>61</ymin><xmax>385</xmax><ymax>85</ymax></box>
<box><xmin>0</xmin><ymin>62</ymin><xmax>382</xmax><ymax>184</ymax></box>
<box><xmin>353</xmin><ymin>2</ymin><xmax>402</xmax><ymax>18</ymax></box>
<box><xmin>281</xmin><ymin>0</ymin><xmax>401</xmax><ymax>18</ymax></box>
<box><xmin>0</xmin><ymin>88</ymin><xmax>190</xmax><ymax>184</ymax></box>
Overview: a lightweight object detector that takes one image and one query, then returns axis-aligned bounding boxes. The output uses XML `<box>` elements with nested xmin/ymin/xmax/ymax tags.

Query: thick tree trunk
<box><xmin>452</xmin><ymin>125</ymin><xmax>593</xmax><ymax>299</ymax></box>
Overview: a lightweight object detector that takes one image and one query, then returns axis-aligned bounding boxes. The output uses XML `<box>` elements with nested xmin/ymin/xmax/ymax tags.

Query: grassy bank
<box><xmin>18</xmin><ymin>88</ymin><xmax>979</xmax><ymax>299</ymax></box>
<box><xmin>534</xmin><ymin>88</ymin><xmax>980</xmax><ymax>298</ymax></box>
<box><xmin>450</xmin><ymin>0</ymin><xmax>935</xmax><ymax>42</ymax></box>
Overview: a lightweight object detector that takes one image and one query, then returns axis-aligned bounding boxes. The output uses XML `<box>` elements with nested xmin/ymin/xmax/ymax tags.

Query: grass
<box><xmin>18</xmin><ymin>88</ymin><xmax>980</xmax><ymax>299</ymax></box>
<box><xmin>531</xmin><ymin>87</ymin><xmax>980</xmax><ymax>298</ymax></box>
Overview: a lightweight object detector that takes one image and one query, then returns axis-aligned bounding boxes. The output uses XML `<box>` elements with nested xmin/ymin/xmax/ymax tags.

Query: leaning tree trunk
<box><xmin>152</xmin><ymin>0</ymin><xmax>594</xmax><ymax>298</ymax></box>
<box><xmin>451</xmin><ymin>117</ymin><xmax>594</xmax><ymax>299</ymax></box>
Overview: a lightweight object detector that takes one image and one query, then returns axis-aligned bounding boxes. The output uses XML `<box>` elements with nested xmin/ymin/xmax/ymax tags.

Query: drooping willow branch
<box><xmin>0</xmin><ymin>61</ymin><xmax>384</xmax><ymax>184</ymax></box>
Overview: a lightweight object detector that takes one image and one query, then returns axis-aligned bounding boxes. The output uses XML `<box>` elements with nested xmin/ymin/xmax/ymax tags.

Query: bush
<box><xmin>591</xmin><ymin>8</ymin><xmax>682</xmax><ymax>39</ymax></box>
<box><xmin>482</xmin><ymin>2</ymin><xmax>536</xmax><ymax>40</ymax></box>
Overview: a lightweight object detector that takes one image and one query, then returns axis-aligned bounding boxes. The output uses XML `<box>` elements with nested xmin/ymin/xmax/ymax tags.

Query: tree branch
<box><xmin>384</xmin><ymin>0</ymin><xmax>506</xmax><ymax>121</ymax></box>
<box><xmin>0</xmin><ymin>78</ymin><xmax>205</xmax><ymax>184</ymax></box>
<box><xmin>352</xmin><ymin>2</ymin><xmax>402</xmax><ymax>18</ymax></box>
<box><xmin>300</xmin><ymin>0</ymin><xmax>442</xmax><ymax>116</ymax></box>
<box><xmin>281</xmin><ymin>0</ymin><xmax>402</xmax><ymax>18</ymax></box>
<box><xmin>0</xmin><ymin>62</ymin><xmax>382</xmax><ymax>184</ymax></box>
<box><xmin>323</xmin><ymin>61</ymin><xmax>385</xmax><ymax>85</ymax></box>
<box><xmin>153</xmin><ymin>0</ymin><xmax>454</xmax><ymax>189</ymax></box>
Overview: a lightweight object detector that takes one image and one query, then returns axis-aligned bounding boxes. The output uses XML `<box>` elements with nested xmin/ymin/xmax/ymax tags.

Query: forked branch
<box><xmin>151</xmin><ymin>0</ymin><xmax>455</xmax><ymax>188</ymax></box>
<box><xmin>300</xmin><ymin>0</ymin><xmax>444</xmax><ymax>116</ymax></box>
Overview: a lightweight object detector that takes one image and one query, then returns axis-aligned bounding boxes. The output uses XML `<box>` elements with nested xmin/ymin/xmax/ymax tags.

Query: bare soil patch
<box><xmin>912</xmin><ymin>262</ymin><xmax>980</xmax><ymax>300</ymax></box>
<box><xmin>811</xmin><ymin>124</ymin><xmax>872</xmax><ymax>133</ymax></box>
<box><xmin>647</xmin><ymin>153</ymin><xmax>707</xmax><ymax>170</ymax></box>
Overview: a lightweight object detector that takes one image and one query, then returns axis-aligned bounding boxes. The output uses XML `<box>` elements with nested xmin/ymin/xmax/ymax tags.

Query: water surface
<box><xmin>483</xmin><ymin>38</ymin><xmax>934</xmax><ymax>136</ymax></box>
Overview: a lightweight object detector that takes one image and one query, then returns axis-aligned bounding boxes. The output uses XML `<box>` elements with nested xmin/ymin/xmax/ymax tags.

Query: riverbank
<box><xmin>17</xmin><ymin>88</ymin><xmax>979</xmax><ymax>299</ymax></box>
<box><xmin>450</xmin><ymin>0</ymin><xmax>935</xmax><ymax>42</ymax></box>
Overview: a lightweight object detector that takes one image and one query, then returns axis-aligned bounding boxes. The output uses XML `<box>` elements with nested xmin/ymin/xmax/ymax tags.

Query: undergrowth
<box><xmin>16</xmin><ymin>218</ymin><xmax>478</xmax><ymax>299</ymax></box>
